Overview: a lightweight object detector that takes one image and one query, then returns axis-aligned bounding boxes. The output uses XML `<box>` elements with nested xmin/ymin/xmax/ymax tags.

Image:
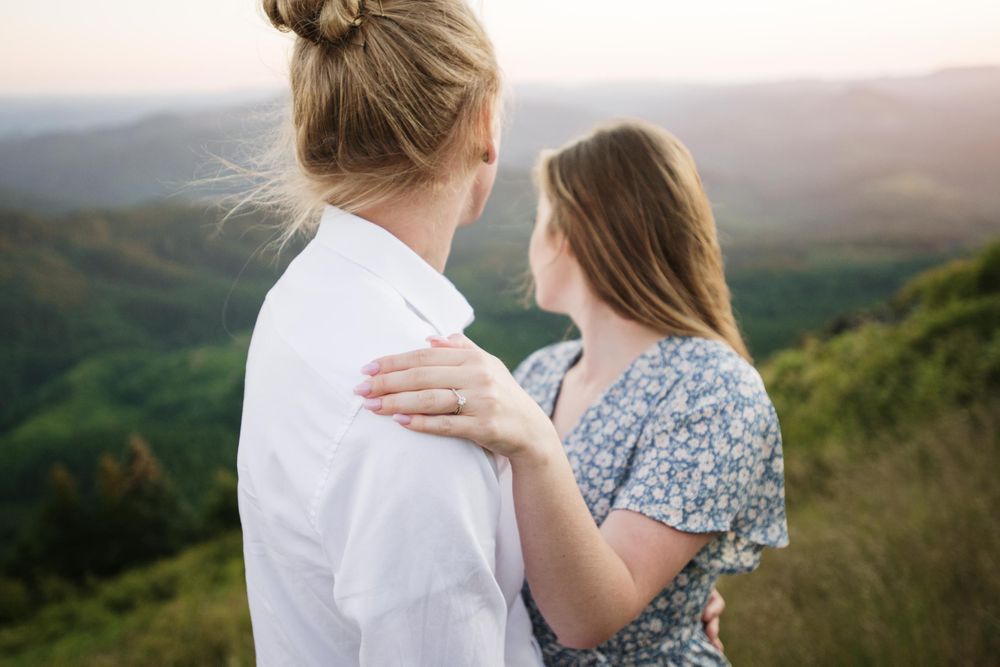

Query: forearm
<box><xmin>363</xmin><ymin>340</ymin><xmax>727</xmax><ymax>649</ymax></box>
<box><xmin>510</xmin><ymin>433</ymin><xmax>642</xmax><ymax>648</ymax></box>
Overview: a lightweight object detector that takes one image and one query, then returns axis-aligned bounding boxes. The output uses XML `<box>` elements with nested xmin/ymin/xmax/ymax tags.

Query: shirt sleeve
<box><xmin>610</xmin><ymin>362</ymin><xmax>789</xmax><ymax>574</ymax></box>
<box><xmin>316</xmin><ymin>406</ymin><xmax>509</xmax><ymax>665</ymax></box>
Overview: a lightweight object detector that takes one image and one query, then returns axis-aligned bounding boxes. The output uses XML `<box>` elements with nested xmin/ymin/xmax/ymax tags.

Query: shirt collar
<box><xmin>312</xmin><ymin>204</ymin><xmax>475</xmax><ymax>335</ymax></box>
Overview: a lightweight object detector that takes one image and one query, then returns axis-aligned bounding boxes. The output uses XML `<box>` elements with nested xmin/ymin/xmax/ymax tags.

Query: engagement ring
<box><xmin>450</xmin><ymin>388</ymin><xmax>467</xmax><ymax>415</ymax></box>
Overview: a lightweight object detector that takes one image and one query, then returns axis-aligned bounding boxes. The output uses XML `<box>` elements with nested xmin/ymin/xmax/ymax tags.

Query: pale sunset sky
<box><xmin>3</xmin><ymin>0</ymin><xmax>999</xmax><ymax>95</ymax></box>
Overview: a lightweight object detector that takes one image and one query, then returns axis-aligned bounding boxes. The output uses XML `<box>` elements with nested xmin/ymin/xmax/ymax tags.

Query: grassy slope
<box><xmin>720</xmin><ymin>241</ymin><xmax>1000</xmax><ymax>663</ymax></box>
<box><xmin>2</xmin><ymin>241</ymin><xmax>998</xmax><ymax>665</ymax></box>
<box><xmin>0</xmin><ymin>534</ymin><xmax>253</xmax><ymax>667</ymax></box>
<box><xmin>720</xmin><ymin>407</ymin><xmax>1000</xmax><ymax>665</ymax></box>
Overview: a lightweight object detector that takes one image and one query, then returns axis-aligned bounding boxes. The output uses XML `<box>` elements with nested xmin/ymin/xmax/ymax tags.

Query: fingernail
<box><xmin>426</xmin><ymin>335</ymin><xmax>447</xmax><ymax>344</ymax></box>
<box><xmin>360</xmin><ymin>362</ymin><xmax>380</xmax><ymax>375</ymax></box>
<box><xmin>353</xmin><ymin>382</ymin><xmax>372</xmax><ymax>397</ymax></box>
<box><xmin>393</xmin><ymin>414</ymin><xmax>412</xmax><ymax>425</ymax></box>
<box><xmin>363</xmin><ymin>398</ymin><xmax>381</xmax><ymax>411</ymax></box>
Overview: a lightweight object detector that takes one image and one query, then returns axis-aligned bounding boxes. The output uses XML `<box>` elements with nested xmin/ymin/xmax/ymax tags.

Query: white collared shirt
<box><xmin>237</xmin><ymin>205</ymin><xmax>542</xmax><ymax>666</ymax></box>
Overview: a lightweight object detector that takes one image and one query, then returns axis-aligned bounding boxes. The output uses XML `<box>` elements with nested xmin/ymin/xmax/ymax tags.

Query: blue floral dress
<box><xmin>512</xmin><ymin>335</ymin><xmax>789</xmax><ymax>666</ymax></box>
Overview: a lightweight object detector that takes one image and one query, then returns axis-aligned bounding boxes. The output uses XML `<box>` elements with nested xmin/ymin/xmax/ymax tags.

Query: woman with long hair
<box><xmin>359</xmin><ymin>119</ymin><xmax>789</xmax><ymax>664</ymax></box>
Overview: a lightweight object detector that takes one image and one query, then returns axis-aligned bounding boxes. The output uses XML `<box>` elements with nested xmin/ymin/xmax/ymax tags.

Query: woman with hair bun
<box><xmin>238</xmin><ymin>1</ymin><xmax>531</xmax><ymax>664</ymax></box>
<box><xmin>234</xmin><ymin>0</ymin><xmax>736</xmax><ymax>665</ymax></box>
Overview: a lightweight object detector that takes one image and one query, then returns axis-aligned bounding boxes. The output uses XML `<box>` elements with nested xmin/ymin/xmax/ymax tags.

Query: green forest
<box><xmin>0</xmin><ymin>200</ymin><xmax>997</xmax><ymax>664</ymax></box>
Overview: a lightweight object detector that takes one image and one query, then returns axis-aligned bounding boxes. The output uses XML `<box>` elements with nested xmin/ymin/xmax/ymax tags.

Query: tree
<box><xmin>90</xmin><ymin>433</ymin><xmax>186</xmax><ymax>575</ymax></box>
<box><xmin>8</xmin><ymin>464</ymin><xmax>89</xmax><ymax>582</ymax></box>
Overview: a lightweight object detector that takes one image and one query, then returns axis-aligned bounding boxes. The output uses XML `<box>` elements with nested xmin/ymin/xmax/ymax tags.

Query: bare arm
<box><xmin>360</xmin><ymin>336</ymin><xmax>718</xmax><ymax>648</ymax></box>
<box><xmin>509</xmin><ymin>432</ymin><xmax>715</xmax><ymax>647</ymax></box>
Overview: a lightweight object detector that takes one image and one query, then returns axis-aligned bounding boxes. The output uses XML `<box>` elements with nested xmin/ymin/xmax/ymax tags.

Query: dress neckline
<box><xmin>547</xmin><ymin>335</ymin><xmax>678</xmax><ymax>444</ymax></box>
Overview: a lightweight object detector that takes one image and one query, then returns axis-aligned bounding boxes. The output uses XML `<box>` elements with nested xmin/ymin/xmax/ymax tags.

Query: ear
<box><xmin>557</xmin><ymin>231</ymin><xmax>575</xmax><ymax>259</ymax></box>
<box><xmin>543</xmin><ymin>208</ymin><xmax>573</xmax><ymax>259</ymax></box>
<box><xmin>480</xmin><ymin>98</ymin><xmax>501</xmax><ymax>166</ymax></box>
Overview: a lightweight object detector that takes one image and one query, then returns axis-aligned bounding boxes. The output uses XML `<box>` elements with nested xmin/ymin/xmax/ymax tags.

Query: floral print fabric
<box><xmin>513</xmin><ymin>336</ymin><xmax>789</xmax><ymax>666</ymax></box>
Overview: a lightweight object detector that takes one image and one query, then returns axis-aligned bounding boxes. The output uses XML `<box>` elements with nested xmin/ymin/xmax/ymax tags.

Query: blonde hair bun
<box><xmin>264</xmin><ymin>0</ymin><xmax>364</xmax><ymax>45</ymax></box>
<box><xmin>241</xmin><ymin>0</ymin><xmax>501</xmax><ymax>247</ymax></box>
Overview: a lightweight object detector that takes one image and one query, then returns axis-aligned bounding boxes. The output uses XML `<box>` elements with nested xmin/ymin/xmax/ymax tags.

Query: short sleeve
<box><xmin>610</xmin><ymin>362</ymin><xmax>789</xmax><ymax>574</ymax></box>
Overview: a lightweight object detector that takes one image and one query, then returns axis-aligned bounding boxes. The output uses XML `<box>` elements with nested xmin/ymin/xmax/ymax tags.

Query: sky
<box><xmin>2</xmin><ymin>0</ymin><xmax>999</xmax><ymax>95</ymax></box>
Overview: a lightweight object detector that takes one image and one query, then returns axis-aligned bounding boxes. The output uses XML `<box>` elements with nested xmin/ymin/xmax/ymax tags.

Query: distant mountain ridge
<box><xmin>0</xmin><ymin>89</ymin><xmax>279</xmax><ymax>139</ymax></box>
<box><xmin>1</xmin><ymin>67</ymin><xmax>999</xmax><ymax>248</ymax></box>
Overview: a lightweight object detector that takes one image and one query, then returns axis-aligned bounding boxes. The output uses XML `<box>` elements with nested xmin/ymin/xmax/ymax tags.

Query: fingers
<box><xmin>363</xmin><ymin>389</ymin><xmax>463</xmax><ymax>417</ymax></box>
<box><xmin>395</xmin><ymin>414</ymin><xmax>472</xmax><ymax>440</ymax></box>
<box><xmin>427</xmin><ymin>333</ymin><xmax>478</xmax><ymax>350</ymax></box>
<box><xmin>702</xmin><ymin>588</ymin><xmax>725</xmax><ymax>653</ymax></box>
<box><xmin>702</xmin><ymin>588</ymin><xmax>726</xmax><ymax>622</ymax></box>
<box><xmin>704</xmin><ymin>617</ymin><xmax>720</xmax><ymax>643</ymax></box>
<box><xmin>357</xmin><ymin>367</ymin><xmax>468</xmax><ymax>399</ymax></box>
<box><xmin>363</xmin><ymin>346</ymin><xmax>472</xmax><ymax>376</ymax></box>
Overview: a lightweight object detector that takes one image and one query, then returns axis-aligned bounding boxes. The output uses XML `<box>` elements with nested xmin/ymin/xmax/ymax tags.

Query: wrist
<box><xmin>510</xmin><ymin>418</ymin><xmax>561</xmax><ymax>471</ymax></box>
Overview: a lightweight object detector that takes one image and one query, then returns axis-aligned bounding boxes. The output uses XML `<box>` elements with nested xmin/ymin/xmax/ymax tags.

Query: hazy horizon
<box><xmin>4</xmin><ymin>0</ymin><xmax>1000</xmax><ymax>95</ymax></box>
<box><xmin>1</xmin><ymin>62</ymin><xmax>998</xmax><ymax>102</ymax></box>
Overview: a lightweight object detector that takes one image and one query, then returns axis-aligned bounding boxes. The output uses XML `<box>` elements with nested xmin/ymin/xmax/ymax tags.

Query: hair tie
<box><xmin>309</xmin><ymin>0</ymin><xmax>388</xmax><ymax>49</ymax></box>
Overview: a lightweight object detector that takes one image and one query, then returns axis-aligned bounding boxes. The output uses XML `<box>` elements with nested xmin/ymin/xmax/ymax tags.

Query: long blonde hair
<box><xmin>536</xmin><ymin>119</ymin><xmax>751</xmax><ymax>361</ymax></box>
<box><xmin>211</xmin><ymin>0</ymin><xmax>503</xmax><ymax>249</ymax></box>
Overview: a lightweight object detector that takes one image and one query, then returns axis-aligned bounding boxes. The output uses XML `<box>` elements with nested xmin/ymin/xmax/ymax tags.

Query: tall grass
<box><xmin>720</xmin><ymin>406</ymin><xmax>1000</xmax><ymax>665</ymax></box>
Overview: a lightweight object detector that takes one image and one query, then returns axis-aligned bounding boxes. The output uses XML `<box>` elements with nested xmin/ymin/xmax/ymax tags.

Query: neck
<box><xmin>356</xmin><ymin>178</ymin><xmax>474</xmax><ymax>273</ymax></box>
<box><xmin>570</xmin><ymin>298</ymin><xmax>666</xmax><ymax>388</ymax></box>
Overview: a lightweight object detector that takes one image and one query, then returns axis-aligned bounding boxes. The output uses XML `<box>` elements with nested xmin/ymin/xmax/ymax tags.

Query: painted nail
<box><xmin>363</xmin><ymin>398</ymin><xmax>382</xmax><ymax>411</ymax></box>
<box><xmin>360</xmin><ymin>362</ymin><xmax>380</xmax><ymax>376</ymax></box>
<box><xmin>393</xmin><ymin>414</ymin><xmax>412</xmax><ymax>425</ymax></box>
<box><xmin>353</xmin><ymin>382</ymin><xmax>372</xmax><ymax>397</ymax></box>
<box><xmin>426</xmin><ymin>335</ymin><xmax>448</xmax><ymax>344</ymax></box>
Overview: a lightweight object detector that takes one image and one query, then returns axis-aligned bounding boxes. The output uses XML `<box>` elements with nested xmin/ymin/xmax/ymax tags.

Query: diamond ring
<box><xmin>450</xmin><ymin>388</ymin><xmax>467</xmax><ymax>415</ymax></box>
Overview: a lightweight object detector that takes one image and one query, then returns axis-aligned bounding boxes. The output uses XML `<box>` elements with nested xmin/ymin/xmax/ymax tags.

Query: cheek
<box><xmin>528</xmin><ymin>226</ymin><xmax>555</xmax><ymax>286</ymax></box>
<box><xmin>528</xmin><ymin>228</ymin><xmax>542</xmax><ymax>277</ymax></box>
<box><xmin>529</xmin><ymin>230</ymin><xmax>568</xmax><ymax>309</ymax></box>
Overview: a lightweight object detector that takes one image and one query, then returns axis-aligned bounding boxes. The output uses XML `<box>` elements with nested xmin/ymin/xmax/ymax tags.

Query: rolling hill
<box><xmin>0</xmin><ymin>197</ymin><xmax>962</xmax><ymax>553</ymax></box>
<box><xmin>1</xmin><ymin>238</ymin><xmax>996</xmax><ymax>666</ymax></box>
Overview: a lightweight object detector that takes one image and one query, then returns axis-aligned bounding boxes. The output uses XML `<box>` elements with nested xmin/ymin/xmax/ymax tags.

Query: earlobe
<box><xmin>483</xmin><ymin>139</ymin><xmax>498</xmax><ymax>165</ymax></box>
<box><xmin>558</xmin><ymin>233</ymin><xmax>573</xmax><ymax>258</ymax></box>
<box><xmin>480</xmin><ymin>98</ymin><xmax>500</xmax><ymax>166</ymax></box>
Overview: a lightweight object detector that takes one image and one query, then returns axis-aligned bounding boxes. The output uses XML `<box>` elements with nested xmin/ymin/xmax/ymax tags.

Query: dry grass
<box><xmin>719</xmin><ymin>406</ymin><xmax>1000</xmax><ymax>665</ymax></box>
